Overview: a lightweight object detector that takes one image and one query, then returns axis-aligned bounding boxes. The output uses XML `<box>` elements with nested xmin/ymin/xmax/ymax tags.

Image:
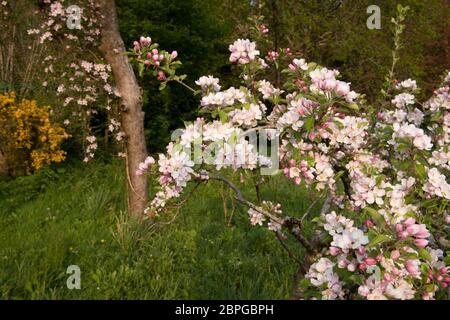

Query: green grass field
<box><xmin>0</xmin><ymin>161</ymin><xmax>319</xmax><ymax>299</ymax></box>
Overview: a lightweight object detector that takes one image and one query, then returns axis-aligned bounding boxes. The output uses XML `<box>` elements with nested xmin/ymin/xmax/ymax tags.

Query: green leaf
<box><xmin>304</xmin><ymin>117</ymin><xmax>315</xmax><ymax>132</ymax></box>
<box><xmin>418</xmin><ymin>248</ymin><xmax>432</xmax><ymax>262</ymax></box>
<box><xmin>349</xmin><ymin>275</ymin><xmax>364</xmax><ymax>285</ymax></box>
<box><xmin>421</xmin><ymin>199</ymin><xmax>437</xmax><ymax>208</ymax></box>
<box><xmin>431</xmin><ymin>111</ymin><xmax>442</xmax><ymax>122</ymax></box>
<box><xmin>375</xmin><ymin>175</ymin><xmax>385</xmax><ymax>186</ymax></box>
<box><xmin>363</xmin><ymin>207</ymin><xmax>386</xmax><ymax>227</ymax></box>
<box><xmin>138</xmin><ymin>63</ymin><xmax>145</xmax><ymax>78</ymax></box>
<box><xmin>218</xmin><ymin>110</ymin><xmax>228</xmax><ymax>123</ymax></box>
<box><xmin>368</xmin><ymin>234</ymin><xmax>390</xmax><ymax>248</ymax></box>
<box><xmin>334</xmin><ymin>170</ymin><xmax>345</xmax><ymax>180</ymax></box>
<box><xmin>348</xmin><ymin>103</ymin><xmax>359</xmax><ymax>111</ymax></box>
<box><xmin>425</xmin><ymin>284</ymin><xmax>436</xmax><ymax>293</ymax></box>
<box><xmin>420</xmin><ymin>263</ymin><xmax>430</xmax><ymax>274</ymax></box>
<box><xmin>415</xmin><ymin>163</ymin><xmax>426</xmax><ymax>179</ymax></box>
<box><xmin>299</xmin><ymin>278</ymin><xmax>311</xmax><ymax>288</ymax></box>
<box><xmin>444</xmin><ymin>255</ymin><xmax>450</xmax><ymax>265</ymax></box>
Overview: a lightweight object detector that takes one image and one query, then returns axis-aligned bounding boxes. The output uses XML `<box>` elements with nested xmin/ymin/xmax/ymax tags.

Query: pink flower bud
<box><xmin>139</xmin><ymin>36</ymin><xmax>151</xmax><ymax>46</ymax></box>
<box><xmin>329</xmin><ymin>247</ymin><xmax>340</xmax><ymax>256</ymax></box>
<box><xmin>407</xmin><ymin>224</ymin><xmax>430</xmax><ymax>238</ymax></box>
<box><xmin>384</xmin><ymin>273</ymin><xmax>392</xmax><ymax>281</ymax></box>
<box><xmin>395</xmin><ymin>224</ymin><xmax>403</xmax><ymax>233</ymax></box>
<box><xmin>159</xmin><ymin>54</ymin><xmax>164</xmax><ymax>61</ymax></box>
<box><xmin>294</xmin><ymin>177</ymin><xmax>302</xmax><ymax>185</ymax></box>
<box><xmin>390</xmin><ymin>267</ymin><xmax>399</xmax><ymax>275</ymax></box>
<box><xmin>157</xmin><ymin>71</ymin><xmax>166</xmax><ymax>81</ymax></box>
<box><xmin>406</xmin><ymin>260</ymin><xmax>419</xmax><ymax>277</ymax></box>
<box><xmin>144</xmin><ymin>60</ymin><xmax>151</xmax><ymax>65</ymax></box>
<box><xmin>391</xmin><ymin>250</ymin><xmax>400</xmax><ymax>260</ymax></box>
<box><xmin>436</xmin><ymin>275</ymin><xmax>443</xmax><ymax>281</ymax></box>
<box><xmin>365</xmin><ymin>258</ymin><xmax>377</xmax><ymax>266</ymax></box>
<box><xmin>159</xmin><ymin>175</ymin><xmax>168</xmax><ymax>185</ymax></box>
<box><xmin>359</xmin><ymin>263</ymin><xmax>367</xmax><ymax>271</ymax></box>
<box><xmin>296</xmin><ymin>107</ymin><xmax>305</xmax><ymax>116</ymax></box>
<box><xmin>146</xmin><ymin>52</ymin><xmax>152</xmax><ymax>58</ymax></box>
<box><xmin>445</xmin><ymin>277</ymin><xmax>450</xmax><ymax>283</ymax></box>
<box><xmin>152</xmin><ymin>48</ymin><xmax>158</xmax><ymax>54</ymax></box>
<box><xmin>289</xmin><ymin>159</ymin><xmax>296</xmax><ymax>167</ymax></box>
<box><xmin>347</xmin><ymin>263</ymin><xmax>356</xmax><ymax>272</ymax></box>
<box><xmin>154</xmin><ymin>61</ymin><xmax>160</xmax><ymax>67</ymax></box>
<box><xmin>171</xmin><ymin>51</ymin><xmax>178</xmax><ymax>59</ymax></box>
<box><xmin>152</xmin><ymin>54</ymin><xmax>159</xmax><ymax>61</ymax></box>
<box><xmin>358</xmin><ymin>286</ymin><xmax>370</xmax><ymax>297</ymax></box>
<box><xmin>442</xmin><ymin>282</ymin><xmax>448</xmax><ymax>288</ymax></box>
<box><xmin>357</xmin><ymin>246</ymin><xmax>366</xmax><ymax>255</ymax></box>
<box><xmin>439</xmin><ymin>267</ymin><xmax>448</xmax><ymax>275</ymax></box>
<box><xmin>414</xmin><ymin>239</ymin><xmax>428</xmax><ymax>248</ymax></box>
<box><xmin>288</xmin><ymin>64</ymin><xmax>296</xmax><ymax>71</ymax></box>
<box><xmin>400</xmin><ymin>231</ymin><xmax>409</xmax><ymax>239</ymax></box>
<box><xmin>364</xmin><ymin>219</ymin><xmax>374</xmax><ymax>228</ymax></box>
<box><xmin>404</xmin><ymin>217</ymin><xmax>415</xmax><ymax>226</ymax></box>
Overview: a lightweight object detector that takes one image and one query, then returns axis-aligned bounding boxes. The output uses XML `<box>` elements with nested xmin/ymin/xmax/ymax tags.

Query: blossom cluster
<box><xmin>136</xmin><ymin>37</ymin><xmax>449</xmax><ymax>300</ymax></box>
<box><xmin>129</xmin><ymin>36</ymin><xmax>180</xmax><ymax>83</ymax></box>
<box><xmin>229</xmin><ymin>39</ymin><xmax>260</xmax><ymax>64</ymax></box>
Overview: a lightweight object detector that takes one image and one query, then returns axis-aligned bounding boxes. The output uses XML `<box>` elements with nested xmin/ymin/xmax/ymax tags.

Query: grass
<box><xmin>0</xmin><ymin>161</ymin><xmax>318</xmax><ymax>299</ymax></box>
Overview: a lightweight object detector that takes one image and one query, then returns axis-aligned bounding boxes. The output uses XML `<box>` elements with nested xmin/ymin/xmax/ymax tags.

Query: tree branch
<box><xmin>207</xmin><ymin>174</ymin><xmax>316</xmax><ymax>253</ymax></box>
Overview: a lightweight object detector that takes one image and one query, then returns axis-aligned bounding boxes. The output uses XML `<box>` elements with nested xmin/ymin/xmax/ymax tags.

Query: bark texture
<box><xmin>0</xmin><ymin>150</ymin><xmax>8</xmax><ymax>176</ymax></box>
<box><xmin>97</xmin><ymin>0</ymin><xmax>148</xmax><ymax>217</ymax></box>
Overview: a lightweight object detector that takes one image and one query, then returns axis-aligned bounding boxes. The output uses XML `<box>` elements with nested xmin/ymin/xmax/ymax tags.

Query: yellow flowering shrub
<box><xmin>0</xmin><ymin>92</ymin><xmax>68</xmax><ymax>174</ymax></box>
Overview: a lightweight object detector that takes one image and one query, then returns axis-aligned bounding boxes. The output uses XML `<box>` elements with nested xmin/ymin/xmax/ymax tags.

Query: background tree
<box><xmin>220</xmin><ymin>0</ymin><xmax>450</xmax><ymax>100</ymax></box>
<box><xmin>117</xmin><ymin>0</ymin><xmax>235</xmax><ymax>152</ymax></box>
<box><xmin>98</xmin><ymin>0</ymin><xmax>148</xmax><ymax>217</ymax></box>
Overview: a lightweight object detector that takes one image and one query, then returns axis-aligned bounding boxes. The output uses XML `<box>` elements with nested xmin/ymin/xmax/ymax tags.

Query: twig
<box><xmin>208</xmin><ymin>175</ymin><xmax>284</xmax><ymax>225</ymax></box>
<box><xmin>207</xmin><ymin>175</ymin><xmax>316</xmax><ymax>253</ymax></box>
<box><xmin>320</xmin><ymin>193</ymin><xmax>333</xmax><ymax>215</ymax></box>
<box><xmin>275</xmin><ymin>232</ymin><xmax>302</xmax><ymax>265</ymax></box>
<box><xmin>174</xmin><ymin>78</ymin><xmax>196</xmax><ymax>93</ymax></box>
<box><xmin>300</xmin><ymin>196</ymin><xmax>321</xmax><ymax>224</ymax></box>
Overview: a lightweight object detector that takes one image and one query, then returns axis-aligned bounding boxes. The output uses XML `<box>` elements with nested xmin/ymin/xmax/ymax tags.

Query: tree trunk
<box><xmin>0</xmin><ymin>149</ymin><xmax>8</xmax><ymax>176</ymax></box>
<box><xmin>97</xmin><ymin>0</ymin><xmax>148</xmax><ymax>217</ymax></box>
